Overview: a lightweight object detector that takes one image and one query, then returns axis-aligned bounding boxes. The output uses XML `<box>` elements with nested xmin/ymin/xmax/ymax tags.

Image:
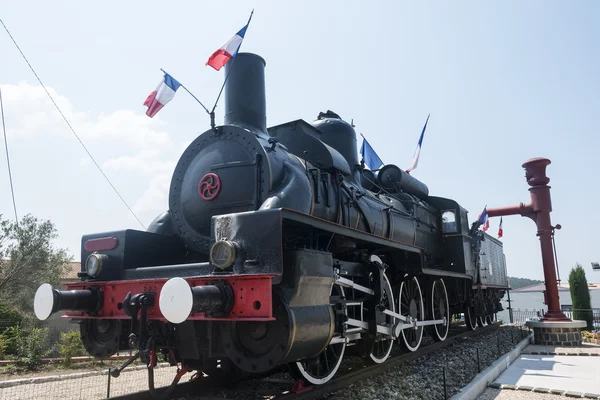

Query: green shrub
<box><xmin>568</xmin><ymin>263</ymin><xmax>594</xmax><ymax>330</ymax></box>
<box><xmin>0</xmin><ymin>303</ymin><xmax>23</xmax><ymax>360</ymax></box>
<box><xmin>0</xmin><ymin>334</ymin><xmax>6</xmax><ymax>360</ymax></box>
<box><xmin>15</xmin><ymin>327</ymin><xmax>51</xmax><ymax>370</ymax></box>
<box><xmin>0</xmin><ymin>303</ymin><xmax>23</xmax><ymax>328</ymax></box>
<box><xmin>1</xmin><ymin>325</ymin><xmax>21</xmax><ymax>357</ymax></box>
<box><xmin>58</xmin><ymin>331</ymin><xmax>86</xmax><ymax>367</ymax></box>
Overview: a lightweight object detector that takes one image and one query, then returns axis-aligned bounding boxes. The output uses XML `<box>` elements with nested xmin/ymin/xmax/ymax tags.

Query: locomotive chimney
<box><xmin>224</xmin><ymin>52</ymin><xmax>267</xmax><ymax>133</ymax></box>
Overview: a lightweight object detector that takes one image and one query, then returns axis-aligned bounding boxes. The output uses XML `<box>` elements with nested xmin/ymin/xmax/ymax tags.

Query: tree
<box><xmin>508</xmin><ymin>277</ymin><xmax>543</xmax><ymax>290</ymax></box>
<box><xmin>0</xmin><ymin>214</ymin><xmax>71</xmax><ymax>315</ymax></box>
<box><xmin>568</xmin><ymin>263</ymin><xmax>593</xmax><ymax>330</ymax></box>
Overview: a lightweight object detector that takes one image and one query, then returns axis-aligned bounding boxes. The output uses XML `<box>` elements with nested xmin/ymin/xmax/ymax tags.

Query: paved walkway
<box><xmin>479</xmin><ymin>387</ymin><xmax>563</xmax><ymax>399</ymax></box>
<box><xmin>490</xmin><ymin>344</ymin><xmax>600</xmax><ymax>398</ymax></box>
<box><xmin>0</xmin><ymin>364</ymin><xmax>180</xmax><ymax>400</ymax></box>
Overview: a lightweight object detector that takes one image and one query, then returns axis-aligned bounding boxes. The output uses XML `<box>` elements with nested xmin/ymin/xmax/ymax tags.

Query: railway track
<box><xmin>107</xmin><ymin>322</ymin><xmax>502</xmax><ymax>400</ymax></box>
<box><xmin>273</xmin><ymin>322</ymin><xmax>501</xmax><ymax>400</ymax></box>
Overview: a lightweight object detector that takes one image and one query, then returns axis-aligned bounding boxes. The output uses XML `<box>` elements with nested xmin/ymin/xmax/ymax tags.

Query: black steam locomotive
<box><xmin>34</xmin><ymin>52</ymin><xmax>508</xmax><ymax>392</ymax></box>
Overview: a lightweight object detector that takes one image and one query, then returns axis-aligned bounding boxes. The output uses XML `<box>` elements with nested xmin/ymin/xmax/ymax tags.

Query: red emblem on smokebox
<box><xmin>198</xmin><ymin>173</ymin><xmax>221</xmax><ymax>201</ymax></box>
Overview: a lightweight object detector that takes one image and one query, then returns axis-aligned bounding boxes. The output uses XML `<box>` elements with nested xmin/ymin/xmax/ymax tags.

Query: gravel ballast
<box><xmin>324</xmin><ymin>325</ymin><xmax>530</xmax><ymax>400</ymax></box>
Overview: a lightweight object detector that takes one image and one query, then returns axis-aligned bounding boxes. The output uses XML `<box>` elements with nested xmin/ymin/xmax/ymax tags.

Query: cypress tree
<box><xmin>568</xmin><ymin>263</ymin><xmax>593</xmax><ymax>330</ymax></box>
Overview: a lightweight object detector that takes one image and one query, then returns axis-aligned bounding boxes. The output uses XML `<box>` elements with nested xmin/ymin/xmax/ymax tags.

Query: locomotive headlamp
<box><xmin>85</xmin><ymin>252</ymin><xmax>107</xmax><ymax>277</ymax></box>
<box><xmin>210</xmin><ymin>240</ymin><xmax>239</xmax><ymax>269</ymax></box>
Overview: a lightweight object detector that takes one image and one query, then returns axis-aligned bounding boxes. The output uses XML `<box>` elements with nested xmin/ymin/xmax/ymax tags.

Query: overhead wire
<box><xmin>0</xmin><ymin>17</ymin><xmax>146</xmax><ymax>229</ymax></box>
<box><xmin>0</xmin><ymin>86</ymin><xmax>19</xmax><ymax>228</ymax></box>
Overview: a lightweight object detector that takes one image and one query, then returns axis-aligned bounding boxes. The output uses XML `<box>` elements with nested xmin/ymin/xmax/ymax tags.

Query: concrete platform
<box><xmin>525</xmin><ymin>320</ymin><xmax>587</xmax><ymax>346</ymax></box>
<box><xmin>492</xmin><ymin>353</ymin><xmax>600</xmax><ymax>397</ymax></box>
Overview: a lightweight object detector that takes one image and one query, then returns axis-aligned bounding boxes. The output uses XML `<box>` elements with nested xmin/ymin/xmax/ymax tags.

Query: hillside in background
<box><xmin>508</xmin><ymin>277</ymin><xmax>543</xmax><ymax>289</ymax></box>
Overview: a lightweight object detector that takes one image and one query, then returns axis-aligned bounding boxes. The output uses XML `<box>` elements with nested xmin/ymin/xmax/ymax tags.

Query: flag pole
<box><xmin>405</xmin><ymin>113</ymin><xmax>430</xmax><ymax>174</ymax></box>
<box><xmin>359</xmin><ymin>132</ymin><xmax>366</xmax><ymax>168</ymax></box>
<box><xmin>209</xmin><ymin>9</ymin><xmax>255</xmax><ymax>124</ymax></box>
<box><xmin>160</xmin><ymin>68</ymin><xmax>212</xmax><ymax>124</ymax></box>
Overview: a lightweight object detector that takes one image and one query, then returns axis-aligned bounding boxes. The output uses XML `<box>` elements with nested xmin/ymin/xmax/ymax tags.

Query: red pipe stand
<box><xmin>485</xmin><ymin>157</ymin><xmax>570</xmax><ymax>322</ymax></box>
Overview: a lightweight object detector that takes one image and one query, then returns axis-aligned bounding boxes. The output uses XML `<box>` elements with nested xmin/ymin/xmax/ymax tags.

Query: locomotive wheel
<box><xmin>80</xmin><ymin>319</ymin><xmax>122</xmax><ymax>359</ymax></box>
<box><xmin>369</xmin><ymin>272</ymin><xmax>395</xmax><ymax>363</ymax></box>
<box><xmin>477</xmin><ymin>316</ymin><xmax>488</xmax><ymax>327</ymax></box>
<box><xmin>288</xmin><ymin>284</ymin><xmax>347</xmax><ymax>385</ymax></box>
<box><xmin>220</xmin><ymin>296</ymin><xmax>293</xmax><ymax>374</ymax></box>
<box><xmin>430</xmin><ymin>279</ymin><xmax>449</xmax><ymax>342</ymax></box>
<box><xmin>486</xmin><ymin>312</ymin><xmax>495</xmax><ymax>325</ymax></box>
<box><xmin>464</xmin><ymin>305</ymin><xmax>477</xmax><ymax>331</ymax></box>
<box><xmin>477</xmin><ymin>303</ymin><xmax>489</xmax><ymax>327</ymax></box>
<box><xmin>398</xmin><ymin>277</ymin><xmax>424</xmax><ymax>352</ymax></box>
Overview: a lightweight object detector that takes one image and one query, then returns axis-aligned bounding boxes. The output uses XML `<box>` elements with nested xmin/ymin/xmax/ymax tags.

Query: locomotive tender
<box><xmin>33</xmin><ymin>52</ymin><xmax>508</xmax><ymax>390</ymax></box>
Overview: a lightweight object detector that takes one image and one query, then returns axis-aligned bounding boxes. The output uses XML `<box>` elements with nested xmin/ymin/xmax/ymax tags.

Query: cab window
<box><xmin>442</xmin><ymin>210</ymin><xmax>457</xmax><ymax>233</ymax></box>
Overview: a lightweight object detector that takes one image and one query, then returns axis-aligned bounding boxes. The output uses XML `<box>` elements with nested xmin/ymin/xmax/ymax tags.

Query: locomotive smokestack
<box><xmin>224</xmin><ymin>52</ymin><xmax>267</xmax><ymax>133</ymax></box>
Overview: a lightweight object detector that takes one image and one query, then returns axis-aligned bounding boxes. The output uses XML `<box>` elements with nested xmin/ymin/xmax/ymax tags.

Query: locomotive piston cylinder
<box><xmin>34</xmin><ymin>283</ymin><xmax>101</xmax><ymax>321</ymax></box>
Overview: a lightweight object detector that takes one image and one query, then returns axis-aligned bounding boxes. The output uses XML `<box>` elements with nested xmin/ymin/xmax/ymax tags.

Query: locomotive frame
<box><xmin>33</xmin><ymin>52</ymin><xmax>508</xmax><ymax>394</ymax></box>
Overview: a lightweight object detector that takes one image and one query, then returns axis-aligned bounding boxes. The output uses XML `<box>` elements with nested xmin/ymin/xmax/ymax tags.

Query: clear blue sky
<box><xmin>1</xmin><ymin>0</ymin><xmax>599</xmax><ymax>283</ymax></box>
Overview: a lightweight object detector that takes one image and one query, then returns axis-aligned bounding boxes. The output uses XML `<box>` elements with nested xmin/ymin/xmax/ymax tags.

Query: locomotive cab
<box><xmin>427</xmin><ymin>197</ymin><xmax>475</xmax><ymax>275</ymax></box>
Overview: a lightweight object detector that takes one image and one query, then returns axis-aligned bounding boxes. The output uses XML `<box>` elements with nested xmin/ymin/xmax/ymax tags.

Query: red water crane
<box><xmin>484</xmin><ymin>157</ymin><xmax>570</xmax><ymax>321</ymax></box>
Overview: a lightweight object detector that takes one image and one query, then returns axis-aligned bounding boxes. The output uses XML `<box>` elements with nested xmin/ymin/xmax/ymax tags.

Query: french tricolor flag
<box><xmin>143</xmin><ymin>73</ymin><xmax>181</xmax><ymax>118</ymax></box>
<box><xmin>478</xmin><ymin>206</ymin><xmax>489</xmax><ymax>232</ymax></box>
<box><xmin>206</xmin><ymin>23</ymin><xmax>249</xmax><ymax>71</ymax></box>
<box><xmin>498</xmin><ymin>217</ymin><xmax>503</xmax><ymax>238</ymax></box>
<box><xmin>405</xmin><ymin>114</ymin><xmax>430</xmax><ymax>173</ymax></box>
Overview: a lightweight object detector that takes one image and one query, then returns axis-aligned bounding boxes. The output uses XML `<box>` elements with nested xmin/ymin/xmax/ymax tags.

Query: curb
<box><xmin>0</xmin><ymin>362</ymin><xmax>172</xmax><ymax>389</ymax></box>
<box><xmin>524</xmin><ymin>351</ymin><xmax>599</xmax><ymax>356</ymax></box>
<box><xmin>488</xmin><ymin>383</ymin><xmax>600</xmax><ymax>399</ymax></box>
<box><xmin>0</xmin><ymin>354</ymin><xmax>134</xmax><ymax>367</ymax></box>
<box><xmin>448</xmin><ymin>332</ymin><xmax>533</xmax><ymax>400</ymax></box>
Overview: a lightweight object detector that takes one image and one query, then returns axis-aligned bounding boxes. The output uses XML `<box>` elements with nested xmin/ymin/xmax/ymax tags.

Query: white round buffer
<box><xmin>34</xmin><ymin>283</ymin><xmax>56</xmax><ymax>321</ymax></box>
<box><xmin>159</xmin><ymin>277</ymin><xmax>194</xmax><ymax>324</ymax></box>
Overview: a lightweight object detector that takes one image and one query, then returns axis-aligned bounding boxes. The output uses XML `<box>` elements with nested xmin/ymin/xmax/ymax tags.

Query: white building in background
<box><xmin>497</xmin><ymin>282</ymin><xmax>600</xmax><ymax>323</ymax></box>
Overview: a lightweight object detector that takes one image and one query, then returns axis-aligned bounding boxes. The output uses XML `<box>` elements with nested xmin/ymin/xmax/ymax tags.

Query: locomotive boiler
<box><xmin>33</xmin><ymin>52</ymin><xmax>509</xmax><ymax>393</ymax></box>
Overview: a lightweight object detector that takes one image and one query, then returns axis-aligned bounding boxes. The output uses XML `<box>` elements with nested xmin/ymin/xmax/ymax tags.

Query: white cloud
<box><xmin>83</xmin><ymin>109</ymin><xmax>174</xmax><ymax>150</ymax></box>
<box><xmin>102</xmin><ymin>150</ymin><xmax>177</xmax><ymax>176</ymax></box>
<box><xmin>133</xmin><ymin>173</ymin><xmax>172</xmax><ymax>214</ymax></box>
<box><xmin>0</xmin><ymin>81</ymin><xmax>184</xmax><ymax>219</ymax></box>
<box><xmin>1</xmin><ymin>82</ymin><xmax>83</xmax><ymax>138</ymax></box>
<box><xmin>1</xmin><ymin>82</ymin><xmax>173</xmax><ymax>150</ymax></box>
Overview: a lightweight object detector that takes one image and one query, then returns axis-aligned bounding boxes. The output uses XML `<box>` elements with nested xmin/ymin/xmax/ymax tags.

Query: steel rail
<box><xmin>273</xmin><ymin>322</ymin><xmax>501</xmax><ymax>400</ymax></box>
<box><xmin>104</xmin><ymin>368</ymin><xmax>277</xmax><ymax>400</ymax></box>
<box><xmin>104</xmin><ymin>323</ymin><xmax>501</xmax><ymax>400</ymax></box>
